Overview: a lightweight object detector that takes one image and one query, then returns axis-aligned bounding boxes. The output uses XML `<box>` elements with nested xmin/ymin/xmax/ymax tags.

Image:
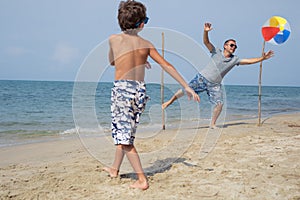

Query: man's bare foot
<box><xmin>209</xmin><ymin>125</ymin><xmax>219</xmax><ymax>129</ymax></box>
<box><xmin>102</xmin><ymin>167</ymin><xmax>118</xmax><ymax>178</ymax></box>
<box><xmin>162</xmin><ymin>100</ymin><xmax>171</xmax><ymax>110</ymax></box>
<box><xmin>130</xmin><ymin>179</ymin><xmax>149</xmax><ymax>190</ymax></box>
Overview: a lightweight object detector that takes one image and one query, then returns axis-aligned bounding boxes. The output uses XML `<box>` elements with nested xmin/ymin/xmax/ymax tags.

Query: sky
<box><xmin>0</xmin><ymin>0</ymin><xmax>299</xmax><ymax>86</ymax></box>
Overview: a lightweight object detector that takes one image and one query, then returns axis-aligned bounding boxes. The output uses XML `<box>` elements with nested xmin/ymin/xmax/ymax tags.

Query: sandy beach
<box><xmin>0</xmin><ymin>113</ymin><xmax>299</xmax><ymax>200</ymax></box>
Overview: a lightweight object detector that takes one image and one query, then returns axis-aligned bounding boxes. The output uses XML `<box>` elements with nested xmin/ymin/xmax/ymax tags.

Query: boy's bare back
<box><xmin>109</xmin><ymin>32</ymin><xmax>152</xmax><ymax>81</ymax></box>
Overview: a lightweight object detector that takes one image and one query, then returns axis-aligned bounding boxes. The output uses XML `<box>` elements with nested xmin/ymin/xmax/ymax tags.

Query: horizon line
<box><xmin>0</xmin><ymin>79</ymin><xmax>299</xmax><ymax>88</ymax></box>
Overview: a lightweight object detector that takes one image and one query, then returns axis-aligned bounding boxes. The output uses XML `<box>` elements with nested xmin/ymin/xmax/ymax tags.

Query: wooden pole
<box><xmin>161</xmin><ymin>32</ymin><xmax>165</xmax><ymax>130</ymax></box>
<box><xmin>258</xmin><ymin>40</ymin><xmax>265</xmax><ymax>126</ymax></box>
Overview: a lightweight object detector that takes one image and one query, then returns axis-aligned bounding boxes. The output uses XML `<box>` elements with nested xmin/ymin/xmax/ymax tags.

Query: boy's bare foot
<box><xmin>102</xmin><ymin>167</ymin><xmax>119</xmax><ymax>178</ymax></box>
<box><xmin>162</xmin><ymin>100</ymin><xmax>171</xmax><ymax>110</ymax></box>
<box><xmin>130</xmin><ymin>180</ymin><xmax>149</xmax><ymax>190</ymax></box>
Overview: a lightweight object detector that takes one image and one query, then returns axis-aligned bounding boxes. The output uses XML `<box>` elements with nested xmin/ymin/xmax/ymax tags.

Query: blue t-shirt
<box><xmin>200</xmin><ymin>47</ymin><xmax>240</xmax><ymax>84</ymax></box>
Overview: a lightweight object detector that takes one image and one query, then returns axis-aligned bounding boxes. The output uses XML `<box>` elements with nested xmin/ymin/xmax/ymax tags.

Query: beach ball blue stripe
<box><xmin>274</xmin><ymin>30</ymin><xmax>290</xmax><ymax>44</ymax></box>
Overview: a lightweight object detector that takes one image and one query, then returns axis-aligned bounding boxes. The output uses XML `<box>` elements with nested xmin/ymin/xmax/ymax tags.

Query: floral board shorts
<box><xmin>111</xmin><ymin>80</ymin><xmax>149</xmax><ymax>145</ymax></box>
<box><xmin>188</xmin><ymin>73</ymin><xmax>223</xmax><ymax>105</ymax></box>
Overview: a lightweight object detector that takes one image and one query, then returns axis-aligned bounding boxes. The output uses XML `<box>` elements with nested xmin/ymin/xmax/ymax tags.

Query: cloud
<box><xmin>52</xmin><ymin>43</ymin><xmax>79</xmax><ymax>65</ymax></box>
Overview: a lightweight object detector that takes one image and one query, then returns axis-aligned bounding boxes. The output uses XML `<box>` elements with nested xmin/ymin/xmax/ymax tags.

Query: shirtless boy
<box><xmin>103</xmin><ymin>0</ymin><xmax>199</xmax><ymax>190</ymax></box>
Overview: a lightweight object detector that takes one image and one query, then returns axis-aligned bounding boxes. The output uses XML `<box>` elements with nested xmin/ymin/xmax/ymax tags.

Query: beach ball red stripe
<box><xmin>262</xmin><ymin>27</ymin><xmax>280</xmax><ymax>41</ymax></box>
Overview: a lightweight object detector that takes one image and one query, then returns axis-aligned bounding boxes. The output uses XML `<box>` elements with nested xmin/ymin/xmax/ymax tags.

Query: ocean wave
<box><xmin>59</xmin><ymin>128</ymin><xmax>78</xmax><ymax>135</ymax></box>
<box><xmin>59</xmin><ymin>126</ymin><xmax>110</xmax><ymax>136</ymax></box>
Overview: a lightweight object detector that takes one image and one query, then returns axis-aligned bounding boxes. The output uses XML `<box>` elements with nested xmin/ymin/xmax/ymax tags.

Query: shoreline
<box><xmin>0</xmin><ymin>112</ymin><xmax>299</xmax><ymax>199</ymax></box>
<box><xmin>1</xmin><ymin>110</ymin><xmax>299</xmax><ymax>149</ymax></box>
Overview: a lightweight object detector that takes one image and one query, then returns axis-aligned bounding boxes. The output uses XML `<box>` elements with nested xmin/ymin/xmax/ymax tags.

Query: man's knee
<box><xmin>215</xmin><ymin>102</ymin><xmax>223</xmax><ymax>110</ymax></box>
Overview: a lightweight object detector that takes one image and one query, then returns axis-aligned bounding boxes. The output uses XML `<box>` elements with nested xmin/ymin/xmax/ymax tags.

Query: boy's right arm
<box><xmin>108</xmin><ymin>47</ymin><xmax>115</xmax><ymax>66</ymax></box>
<box><xmin>148</xmin><ymin>44</ymin><xmax>200</xmax><ymax>102</ymax></box>
<box><xmin>108</xmin><ymin>35</ymin><xmax>116</xmax><ymax>66</ymax></box>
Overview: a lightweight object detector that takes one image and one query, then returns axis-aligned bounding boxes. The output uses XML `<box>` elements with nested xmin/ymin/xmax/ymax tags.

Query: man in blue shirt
<box><xmin>163</xmin><ymin>23</ymin><xmax>274</xmax><ymax>129</ymax></box>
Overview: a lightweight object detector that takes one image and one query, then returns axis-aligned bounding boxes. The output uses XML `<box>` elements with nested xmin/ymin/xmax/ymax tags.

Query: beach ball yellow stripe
<box><xmin>270</xmin><ymin>16</ymin><xmax>287</xmax><ymax>31</ymax></box>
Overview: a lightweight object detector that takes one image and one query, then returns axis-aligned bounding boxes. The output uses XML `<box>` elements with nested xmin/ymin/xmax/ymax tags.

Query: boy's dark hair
<box><xmin>118</xmin><ymin>0</ymin><xmax>147</xmax><ymax>31</ymax></box>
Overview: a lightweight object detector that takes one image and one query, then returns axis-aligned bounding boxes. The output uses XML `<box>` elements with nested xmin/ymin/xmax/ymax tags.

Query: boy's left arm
<box><xmin>148</xmin><ymin>44</ymin><xmax>200</xmax><ymax>102</ymax></box>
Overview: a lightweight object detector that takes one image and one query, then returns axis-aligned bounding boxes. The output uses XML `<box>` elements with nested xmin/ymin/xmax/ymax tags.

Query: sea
<box><xmin>1</xmin><ymin>80</ymin><xmax>300</xmax><ymax>147</ymax></box>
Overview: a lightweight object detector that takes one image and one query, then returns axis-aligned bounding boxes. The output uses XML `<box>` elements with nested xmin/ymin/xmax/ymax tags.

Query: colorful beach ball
<box><xmin>261</xmin><ymin>16</ymin><xmax>291</xmax><ymax>45</ymax></box>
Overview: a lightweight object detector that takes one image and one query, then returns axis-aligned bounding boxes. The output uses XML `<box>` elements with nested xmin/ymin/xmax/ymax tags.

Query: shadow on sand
<box><xmin>120</xmin><ymin>157</ymin><xmax>197</xmax><ymax>179</ymax></box>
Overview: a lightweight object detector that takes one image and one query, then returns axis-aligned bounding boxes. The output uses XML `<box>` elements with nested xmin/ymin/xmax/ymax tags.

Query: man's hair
<box><xmin>118</xmin><ymin>0</ymin><xmax>147</xmax><ymax>31</ymax></box>
<box><xmin>223</xmin><ymin>39</ymin><xmax>236</xmax><ymax>46</ymax></box>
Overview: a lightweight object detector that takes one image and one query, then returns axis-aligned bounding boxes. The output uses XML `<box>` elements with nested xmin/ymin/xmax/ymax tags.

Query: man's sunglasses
<box><xmin>135</xmin><ymin>17</ymin><xmax>149</xmax><ymax>28</ymax></box>
<box><xmin>228</xmin><ymin>43</ymin><xmax>237</xmax><ymax>49</ymax></box>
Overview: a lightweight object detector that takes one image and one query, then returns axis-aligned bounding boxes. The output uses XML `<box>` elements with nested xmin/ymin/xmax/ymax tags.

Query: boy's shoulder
<box><xmin>109</xmin><ymin>33</ymin><xmax>153</xmax><ymax>47</ymax></box>
<box><xmin>109</xmin><ymin>34</ymin><xmax>122</xmax><ymax>42</ymax></box>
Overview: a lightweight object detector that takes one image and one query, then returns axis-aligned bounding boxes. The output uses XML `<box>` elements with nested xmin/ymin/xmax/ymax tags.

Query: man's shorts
<box><xmin>188</xmin><ymin>73</ymin><xmax>223</xmax><ymax>105</ymax></box>
<box><xmin>111</xmin><ymin>80</ymin><xmax>149</xmax><ymax>145</ymax></box>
